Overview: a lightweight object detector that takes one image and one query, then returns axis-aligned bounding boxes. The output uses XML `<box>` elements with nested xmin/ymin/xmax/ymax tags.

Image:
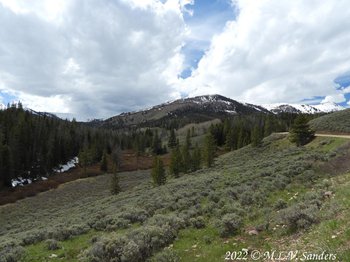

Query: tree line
<box><xmin>0</xmin><ymin>105</ymin><xmax>158</xmax><ymax>188</ymax></box>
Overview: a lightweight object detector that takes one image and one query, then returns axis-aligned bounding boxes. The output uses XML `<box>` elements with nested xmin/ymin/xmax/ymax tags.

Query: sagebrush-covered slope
<box><xmin>2</xmin><ymin>134</ymin><xmax>350</xmax><ymax>261</ymax></box>
<box><xmin>309</xmin><ymin>109</ymin><xmax>350</xmax><ymax>133</ymax></box>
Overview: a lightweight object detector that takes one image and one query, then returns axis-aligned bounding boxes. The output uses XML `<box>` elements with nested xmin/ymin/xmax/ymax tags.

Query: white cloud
<box><xmin>1</xmin><ymin>0</ymin><xmax>350</xmax><ymax>120</ymax></box>
<box><xmin>0</xmin><ymin>0</ymin><xmax>187</xmax><ymax>120</ymax></box>
<box><xmin>322</xmin><ymin>93</ymin><xmax>346</xmax><ymax>104</ymax></box>
<box><xmin>183</xmin><ymin>0</ymin><xmax>350</xmax><ymax>104</ymax></box>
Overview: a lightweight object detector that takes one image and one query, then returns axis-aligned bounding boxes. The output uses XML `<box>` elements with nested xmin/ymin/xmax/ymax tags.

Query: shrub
<box><xmin>46</xmin><ymin>239</ymin><xmax>60</xmax><ymax>250</ymax></box>
<box><xmin>119</xmin><ymin>207</ymin><xmax>149</xmax><ymax>223</ymax></box>
<box><xmin>189</xmin><ymin>216</ymin><xmax>205</xmax><ymax>229</ymax></box>
<box><xmin>0</xmin><ymin>245</ymin><xmax>25</xmax><ymax>262</ymax></box>
<box><xmin>147</xmin><ymin>214</ymin><xmax>186</xmax><ymax>231</ymax></box>
<box><xmin>203</xmin><ymin>236</ymin><xmax>212</xmax><ymax>245</ymax></box>
<box><xmin>274</xmin><ymin>199</ymin><xmax>288</xmax><ymax>210</ymax></box>
<box><xmin>208</xmin><ymin>192</ymin><xmax>220</xmax><ymax>203</ymax></box>
<box><xmin>149</xmin><ymin>249</ymin><xmax>180</xmax><ymax>262</ymax></box>
<box><xmin>279</xmin><ymin>203</ymin><xmax>319</xmax><ymax>232</ymax></box>
<box><xmin>218</xmin><ymin>213</ymin><xmax>243</xmax><ymax>237</ymax></box>
<box><xmin>82</xmin><ymin>223</ymin><xmax>179</xmax><ymax>262</ymax></box>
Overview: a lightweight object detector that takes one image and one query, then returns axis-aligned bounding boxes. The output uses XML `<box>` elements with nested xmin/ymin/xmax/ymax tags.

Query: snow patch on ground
<box><xmin>11</xmin><ymin>177</ymin><xmax>32</xmax><ymax>187</ymax></box>
<box><xmin>53</xmin><ymin>157</ymin><xmax>79</xmax><ymax>173</ymax></box>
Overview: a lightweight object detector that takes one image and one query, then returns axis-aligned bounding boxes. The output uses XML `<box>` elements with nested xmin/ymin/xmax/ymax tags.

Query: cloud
<box><xmin>322</xmin><ymin>94</ymin><xmax>346</xmax><ymax>104</ymax></box>
<box><xmin>183</xmin><ymin>0</ymin><xmax>350</xmax><ymax>104</ymax></box>
<box><xmin>2</xmin><ymin>0</ymin><xmax>350</xmax><ymax>120</ymax></box>
<box><xmin>0</xmin><ymin>0</ymin><xmax>188</xmax><ymax>120</ymax></box>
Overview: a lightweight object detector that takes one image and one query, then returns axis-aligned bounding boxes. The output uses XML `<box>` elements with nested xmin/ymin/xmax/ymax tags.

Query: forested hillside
<box><xmin>0</xmin><ymin>101</ymin><xmax>306</xmax><ymax>190</ymax></box>
<box><xmin>0</xmin><ymin>105</ymin><xmax>140</xmax><ymax>188</ymax></box>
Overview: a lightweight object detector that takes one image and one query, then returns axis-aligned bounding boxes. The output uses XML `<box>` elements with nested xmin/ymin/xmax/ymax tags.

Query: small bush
<box><xmin>279</xmin><ymin>203</ymin><xmax>319</xmax><ymax>232</ymax></box>
<box><xmin>274</xmin><ymin>199</ymin><xmax>288</xmax><ymax>210</ymax></box>
<box><xmin>218</xmin><ymin>213</ymin><xmax>243</xmax><ymax>237</ymax></box>
<box><xmin>203</xmin><ymin>236</ymin><xmax>212</xmax><ymax>245</ymax></box>
<box><xmin>189</xmin><ymin>216</ymin><xmax>205</xmax><ymax>229</ymax></box>
<box><xmin>119</xmin><ymin>207</ymin><xmax>149</xmax><ymax>223</ymax></box>
<box><xmin>0</xmin><ymin>245</ymin><xmax>25</xmax><ymax>262</ymax></box>
<box><xmin>149</xmin><ymin>249</ymin><xmax>180</xmax><ymax>262</ymax></box>
<box><xmin>46</xmin><ymin>239</ymin><xmax>60</xmax><ymax>250</ymax></box>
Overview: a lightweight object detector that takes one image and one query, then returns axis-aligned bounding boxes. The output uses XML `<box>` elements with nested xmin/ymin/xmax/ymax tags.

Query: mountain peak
<box><xmin>261</xmin><ymin>102</ymin><xmax>344</xmax><ymax>114</ymax></box>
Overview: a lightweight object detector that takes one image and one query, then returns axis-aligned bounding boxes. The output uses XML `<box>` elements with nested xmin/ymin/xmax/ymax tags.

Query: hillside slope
<box><xmin>93</xmin><ymin>95</ymin><xmax>271</xmax><ymax>129</ymax></box>
<box><xmin>1</xmin><ymin>134</ymin><xmax>350</xmax><ymax>261</ymax></box>
<box><xmin>309</xmin><ymin>109</ymin><xmax>350</xmax><ymax>133</ymax></box>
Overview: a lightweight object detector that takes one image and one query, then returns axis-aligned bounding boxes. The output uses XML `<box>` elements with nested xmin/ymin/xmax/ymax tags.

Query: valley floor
<box><xmin>1</xmin><ymin>134</ymin><xmax>350</xmax><ymax>261</ymax></box>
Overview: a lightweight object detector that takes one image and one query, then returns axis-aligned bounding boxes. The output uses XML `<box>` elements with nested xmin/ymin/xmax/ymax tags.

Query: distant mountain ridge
<box><xmin>94</xmin><ymin>94</ymin><xmax>345</xmax><ymax>129</ymax></box>
<box><xmin>98</xmin><ymin>94</ymin><xmax>271</xmax><ymax>129</ymax></box>
<box><xmin>261</xmin><ymin>102</ymin><xmax>344</xmax><ymax>114</ymax></box>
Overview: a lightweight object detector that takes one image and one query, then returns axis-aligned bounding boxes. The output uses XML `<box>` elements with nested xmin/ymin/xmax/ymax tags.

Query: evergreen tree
<box><xmin>204</xmin><ymin>133</ymin><xmax>216</xmax><ymax>167</ymax></box>
<box><xmin>251</xmin><ymin>125</ymin><xmax>263</xmax><ymax>147</ymax></box>
<box><xmin>151</xmin><ymin>157</ymin><xmax>166</xmax><ymax>186</ymax></box>
<box><xmin>225</xmin><ymin>129</ymin><xmax>235</xmax><ymax>151</ymax></box>
<box><xmin>289</xmin><ymin>115</ymin><xmax>315</xmax><ymax>146</ymax></box>
<box><xmin>191</xmin><ymin>143</ymin><xmax>201</xmax><ymax>171</ymax></box>
<box><xmin>167</xmin><ymin>129</ymin><xmax>177</xmax><ymax>149</ymax></box>
<box><xmin>152</xmin><ymin>130</ymin><xmax>162</xmax><ymax>155</ymax></box>
<box><xmin>169</xmin><ymin>144</ymin><xmax>182</xmax><ymax>178</ymax></box>
<box><xmin>110</xmin><ymin>164</ymin><xmax>121</xmax><ymax>195</ymax></box>
<box><xmin>100</xmin><ymin>151</ymin><xmax>108</xmax><ymax>172</ymax></box>
<box><xmin>185</xmin><ymin>129</ymin><xmax>191</xmax><ymax>148</ymax></box>
<box><xmin>181</xmin><ymin>144</ymin><xmax>191</xmax><ymax>173</ymax></box>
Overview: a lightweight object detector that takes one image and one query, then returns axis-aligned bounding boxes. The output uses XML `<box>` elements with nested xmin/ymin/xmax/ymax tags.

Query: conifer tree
<box><xmin>100</xmin><ymin>151</ymin><xmax>108</xmax><ymax>172</ymax></box>
<box><xmin>151</xmin><ymin>157</ymin><xmax>166</xmax><ymax>186</ymax></box>
<box><xmin>191</xmin><ymin>143</ymin><xmax>201</xmax><ymax>171</ymax></box>
<box><xmin>168</xmin><ymin>129</ymin><xmax>177</xmax><ymax>149</ymax></box>
<box><xmin>181</xmin><ymin>144</ymin><xmax>191</xmax><ymax>173</ymax></box>
<box><xmin>169</xmin><ymin>144</ymin><xmax>182</xmax><ymax>178</ymax></box>
<box><xmin>204</xmin><ymin>133</ymin><xmax>216</xmax><ymax>167</ymax></box>
<box><xmin>289</xmin><ymin>115</ymin><xmax>315</xmax><ymax>146</ymax></box>
<box><xmin>152</xmin><ymin>130</ymin><xmax>162</xmax><ymax>155</ymax></box>
<box><xmin>110</xmin><ymin>164</ymin><xmax>121</xmax><ymax>195</ymax></box>
<box><xmin>185</xmin><ymin>129</ymin><xmax>191</xmax><ymax>148</ymax></box>
<box><xmin>251</xmin><ymin>125</ymin><xmax>263</xmax><ymax>147</ymax></box>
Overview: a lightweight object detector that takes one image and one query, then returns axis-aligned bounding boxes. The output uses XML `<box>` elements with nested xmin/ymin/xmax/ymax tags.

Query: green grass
<box><xmin>173</xmin><ymin>226</ymin><xmax>232</xmax><ymax>262</ymax></box>
<box><xmin>307</xmin><ymin>136</ymin><xmax>349</xmax><ymax>152</ymax></box>
<box><xmin>23</xmin><ymin>231</ymin><xmax>97</xmax><ymax>262</ymax></box>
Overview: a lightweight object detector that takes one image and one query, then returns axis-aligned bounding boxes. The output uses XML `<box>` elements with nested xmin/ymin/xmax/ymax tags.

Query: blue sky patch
<box><xmin>180</xmin><ymin>0</ymin><xmax>237</xmax><ymax>79</ymax></box>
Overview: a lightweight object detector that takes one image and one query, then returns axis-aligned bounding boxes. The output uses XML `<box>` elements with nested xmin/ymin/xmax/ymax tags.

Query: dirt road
<box><xmin>277</xmin><ymin>132</ymin><xmax>350</xmax><ymax>139</ymax></box>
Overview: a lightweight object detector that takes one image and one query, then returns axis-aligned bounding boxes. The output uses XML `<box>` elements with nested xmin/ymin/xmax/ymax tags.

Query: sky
<box><xmin>0</xmin><ymin>0</ymin><xmax>350</xmax><ymax>120</ymax></box>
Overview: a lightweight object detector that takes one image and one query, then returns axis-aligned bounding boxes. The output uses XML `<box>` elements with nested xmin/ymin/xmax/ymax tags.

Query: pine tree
<box><xmin>100</xmin><ymin>151</ymin><xmax>108</xmax><ymax>172</ymax></box>
<box><xmin>169</xmin><ymin>144</ymin><xmax>182</xmax><ymax>178</ymax></box>
<box><xmin>110</xmin><ymin>164</ymin><xmax>121</xmax><ymax>195</ymax></box>
<box><xmin>251</xmin><ymin>125</ymin><xmax>263</xmax><ymax>147</ymax></box>
<box><xmin>181</xmin><ymin>144</ymin><xmax>191</xmax><ymax>173</ymax></box>
<box><xmin>191</xmin><ymin>143</ymin><xmax>201</xmax><ymax>171</ymax></box>
<box><xmin>289</xmin><ymin>115</ymin><xmax>315</xmax><ymax>146</ymax></box>
<box><xmin>151</xmin><ymin>157</ymin><xmax>166</xmax><ymax>186</ymax></box>
<box><xmin>152</xmin><ymin>130</ymin><xmax>162</xmax><ymax>155</ymax></box>
<box><xmin>185</xmin><ymin>129</ymin><xmax>191</xmax><ymax>148</ymax></box>
<box><xmin>167</xmin><ymin>129</ymin><xmax>177</xmax><ymax>149</ymax></box>
<box><xmin>204</xmin><ymin>133</ymin><xmax>216</xmax><ymax>167</ymax></box>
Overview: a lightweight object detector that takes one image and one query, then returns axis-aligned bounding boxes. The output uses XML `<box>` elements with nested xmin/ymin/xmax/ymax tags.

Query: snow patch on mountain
<box><xmin>314</xmin><ymin>102</ymin><xmax>345</xmax><ymax>113</ymax></box>
<box><xmin>262</xmin><ymin>102</ymin><xmax>344</xmax><ymax>114</ymax></box>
